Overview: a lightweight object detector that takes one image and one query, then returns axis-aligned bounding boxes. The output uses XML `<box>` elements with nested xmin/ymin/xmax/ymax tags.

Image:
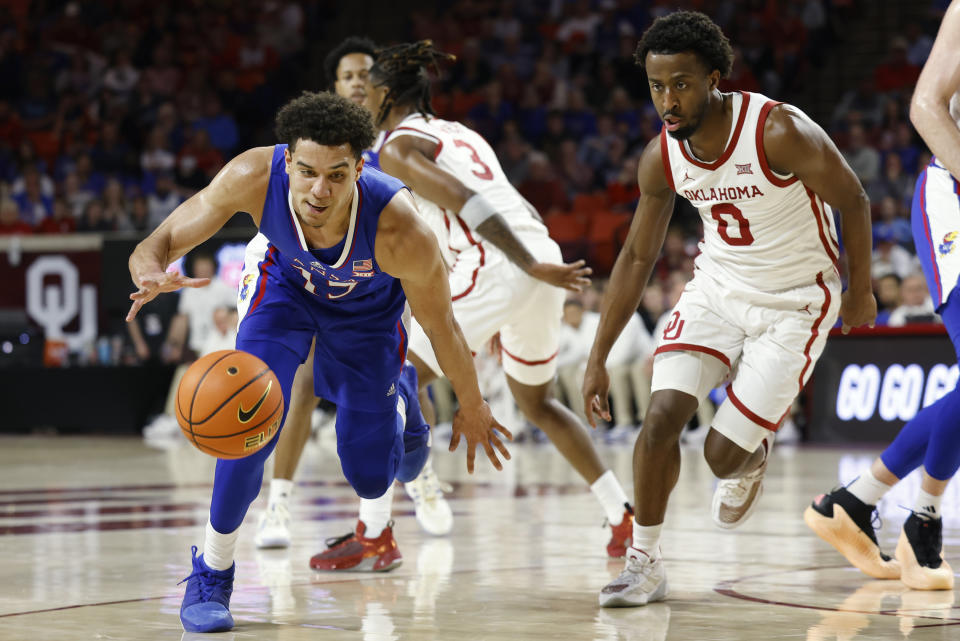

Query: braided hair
<box><xmin>369</xmin><ymin>40</ymin><xmax>455</xmax><ymax>125</ymax></box>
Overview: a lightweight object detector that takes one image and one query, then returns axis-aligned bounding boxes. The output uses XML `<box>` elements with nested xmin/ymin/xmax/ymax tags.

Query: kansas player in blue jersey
<box><xmin>253</xmin><ymin>36</ymin><xmax>458</xmax><ymax>554</ymax></box>
<box><xmin>126</xmin><ymin>91</ymin><xmax>512</xmax><ymax>632</ymax></box>
<box><xmin>805</xmin><ymin>1</ymin><xmax>960</xmax><ymax>591</ymax></box>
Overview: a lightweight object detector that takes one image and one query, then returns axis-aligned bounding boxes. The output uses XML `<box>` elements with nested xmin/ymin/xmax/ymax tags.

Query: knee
<box><xmin>639</xmin><ymin>404</ymin><xmax>687</xmax><ymax>449</ymax></box>
<box><xmin>343</xmin><ymin>467</ymin><xmax>394</xmax><ymax>499</ymax></box>
<box><xmin>703</xmin><ymin>429</ymin><xmax>751</xmax><ymax>478</ymax></box>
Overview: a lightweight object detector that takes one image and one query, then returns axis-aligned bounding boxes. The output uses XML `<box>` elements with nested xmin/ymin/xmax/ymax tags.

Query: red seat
<box><xmin>571</xmin><ymin>192</ymin><xmax>608</xmax><ymax>214</ymax></box>
<box><xmin>544</xmin><ymin>211</ymin><xmax>590</xmax><ymax>262</ymax></box>
<box><xmin>587</xmin><ymin>211</ymin><xmax>632</xmax><ymax>274</ymax></box>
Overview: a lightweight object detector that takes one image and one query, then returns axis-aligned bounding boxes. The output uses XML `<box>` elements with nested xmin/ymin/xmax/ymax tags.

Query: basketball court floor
<box><xmin>1</xmin><ymin>433</ymin><xmax>957</xmax><ymax>640</ymax></box>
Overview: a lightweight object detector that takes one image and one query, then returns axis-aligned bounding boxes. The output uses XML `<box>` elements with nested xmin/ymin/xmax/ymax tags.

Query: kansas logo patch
<box><xmin>939</xmin><ymin>231</ymin><xmax>959</xmax><ymax>256</ymax></box>
<box><xmin>239</xmin><ymin>273</ymin><xmax>255</xmax><ymax>301</ymax></box>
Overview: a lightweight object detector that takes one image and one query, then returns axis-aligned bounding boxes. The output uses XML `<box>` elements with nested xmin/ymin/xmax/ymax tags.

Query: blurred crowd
<box><xmin>0</xmin><ymin>0</ymin><xmax>951</xmax><ymax>374</ymax></box>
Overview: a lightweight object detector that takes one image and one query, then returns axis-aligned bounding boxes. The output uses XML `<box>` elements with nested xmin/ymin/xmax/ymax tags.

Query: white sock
<box><xmin>914</xmin><ymin>488</ymin><xmax>943</xmax><ymax>520</ymax></box>
<box><xmin>632</xmin><ymin>523</ymin><xmax>662</xmax><ymax>559</ymax></box>
<box><xmin>268</xmin><ymin>478</ymin><xmax>294</xmax><ymax>507</ymax></box>
<box><xmin>590</xmin><ymin>470</ymin><xmax>630</xmax><ymax>525</ymax></box>
<box><xmin>359</xmin><ymin>484</ymin><xmax>394</xmax><ymax>538</ymax></box>
<box><xmin>203</xmin><ymin>520</ymin><xmax>239</xmax><ymax>571</ymax></box>
<box><xmin>846</xmin><ymin>469</ymin><xmax>891</xmax><ymax>506</ymax></box>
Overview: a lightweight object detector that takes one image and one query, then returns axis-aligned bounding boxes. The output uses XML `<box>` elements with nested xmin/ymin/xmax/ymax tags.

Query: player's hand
<box><xmin>449</xmin><ymin>401</ymin><xmax>513</xmax><ymax>473</ymax></box>
<box><xmin>487</xmin><ymin>332</ymin><xmax>503</xmax><ymax>364</ymax></box>
<box><xmin>528</xmin><ymin>260</ymin><xmax>592</xmax><ymax>292</ymax></box>
<box><xmin>126</xmin><ymin>270</ymin><xmax>211</xmax><ymax>321</ymax></box>
<box><xmin>839</xmin><ymin>287</ymin><xmax>877</xmax><ymax>334</ymax></box>
<box><xmin>582</xmin><ymin>358</ymin><xmax>611</xmax><ymax>428</ymax></box>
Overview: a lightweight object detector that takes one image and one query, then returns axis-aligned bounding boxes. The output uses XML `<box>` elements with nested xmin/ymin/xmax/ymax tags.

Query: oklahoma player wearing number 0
<box><xmin>584</xmin><ymin>12</ymin><xmax>877</xmax><ymax>607</ymax></box>
<box><xmin>126</xmin><ymin>91</ymin><xmax>511</xmax><ymax>633</ymax></box>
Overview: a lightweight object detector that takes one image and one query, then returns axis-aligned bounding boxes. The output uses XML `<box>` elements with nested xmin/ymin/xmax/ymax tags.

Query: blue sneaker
<box><xmin>179</xmin><ymin>546</ymin><xmax>235</xmax><ymax>632</ymax></box>
<box><xmin>396</xmin><ymin>362</ymin><xmax>430</xmax><ymax>482</ymax></box>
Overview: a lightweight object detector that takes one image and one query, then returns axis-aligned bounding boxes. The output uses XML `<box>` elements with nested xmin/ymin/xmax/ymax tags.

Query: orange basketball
<box><xmin>176</xmin><ymin>350</ymin><xmax>284</xmax><ymax>460</ymax></box>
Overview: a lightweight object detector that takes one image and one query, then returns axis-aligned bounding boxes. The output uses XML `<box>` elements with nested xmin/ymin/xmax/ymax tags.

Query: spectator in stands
<box><xmin>177</xmin><ymin>129</ymin><xmax>224</xmax><ymax>190</ymax></box>
<box><xmin>141</xmin><ymin>126</ymin><xmax>177</xmax><ymax>175</ymax></box>
<box><xmin>637</xmin><ymin>279</ymin><xmax>665</xmax><ymax>334</ymax></box>
<box><xmin>116</xmin><ymin>195</ymin><xmax>149</xmax><ymax>233</ymax></box>
<box><xmin>868</xmin><ymin>154</ymin><xmax>914</xmax><ymax>205</ymax></box>
<box><xmin>12</xmin><ymin>167</ymin><xmax>53</xmax><ymax>224</ymax></box>
<box><xmin>92</xmin><ymin>121</ymin><xmax>133</xmax><ymax>176</ymax></box>
<box><xmin>888</xmin><ymin>274</ymin><xmax>937</xmax><ymax>326</ymax></box>
<box><xmin>165</xmin><ymin>253</ymin><xmax>237</xmax><ymax>363</ymax></box>
<box><xmin>142</xmin><ymin>45</ymin><xmax>181</xmax><ymax>98</ymax></box>
<box><xmin>558</xmin><ymin>138</ymin><xmax>595</xmax><ymax>196</ymax></box>
<box><xmin>832</xmin><ymin>77</ymin><xmax>884</xmax><ymax>132</ymax></box>
<box><xmin>146</xmin><ymin>172</ymin><xmax>182</xmax><ymax>229</ymax></box>
<box><xmin>448</xmin><ymin>38</ymin><xmax>493</xmax><ymax>93</ymax></box>
<box><xmin>102</xmin><ymin>49</ymin><xmax>139</xmax><ymax>98</ymax></box>
<box><xmin>605</xmin><ymin>154</ymin><xmax>641</xmax><ymax>210</ymax></box>
<box><xmin>843</xmin><ymin>123</ymin><xmax>881</xmax><ymax>184</ymax></box>
<box><xmin>61</xmin><ymin>170</ymin><xmax>94</xmax><ymax>218</ymax></box>
<box><xmin>101</xmin><ymin>178</ymin><xmax>127</xmax><ymax>225</ymax></box>
<box><xmin>194</xmin><ymin>93</ymin><xmax>239</xmax><ymax>155</ymax></box>
<box><xmin>874</xmin><ymin>37</ymin><xmax>921</xmax><ymax>94</ymax></box>
<box><xmin>873</xmin><ymin>227</ymin><xmax>921</xmax><ymax>280</ymax></box>
<box><xmin>36</xmin><ymin>197</ymin><xmax>77</xmax><ymax>234</ymax></box>
<box><xmin>872</xmin><ymin>196</ymin><xmax>913</xmax><ymax>248</ymax></box>
<box><xmin>468</xmin><ymin>82</ymin><xmax>514</xmax><ymax>146</ymax></box>
<box><xmin>77</xmin><ymin>199</ymin><xmax>113</xmax><ymax>233</ymax></box>
<box><xmin>0</xmin><ymin>198</ymin><xmax>31</xmax><ymax>235</ymax></box>
<box><xmin>518</xmin><ymin>152</ymin><xmax>569</xmax><ymax>214</ymax></box>
<box><xmin>874</xmin><ymin>272</ymin><xmax>902</xmax><ymax>326</ymax></box>
<box><xmin>905</xmin><ymin>21</ymin><xmax>934</xmax><ymax>66</ymax></box>
<box><xmin>557</xmin><ymin>298</ymin><xmax>591</xmax><ymax>419</ymax></box>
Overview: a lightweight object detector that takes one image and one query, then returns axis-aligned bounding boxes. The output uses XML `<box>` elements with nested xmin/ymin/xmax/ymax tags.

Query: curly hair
<box><xmin>369</xmin><ymin>40</ymin><xmax>456</xmax><ymax>125</ymax></box>
<box><xmin>274</xmin><ymin>91</ymin><xmax>375</xmax><ymax>160</ymax></box>
<box><xmin>323</xmin><ymin>36</ymin><xmax>378</xmax><ymax>87</ymax></box>
<box><xmin>634</xmin><ymin>11</ymin><xmax>733</xmax><ymax>78</ymax></box>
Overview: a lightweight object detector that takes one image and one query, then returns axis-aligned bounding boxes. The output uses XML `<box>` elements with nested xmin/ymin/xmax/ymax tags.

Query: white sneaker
<box><xmin>254</xmin><ymin>502</ymin><xmax>292</xmax><ymax>549</ymax></box>
<box><xmin>711</xmin><ymin>440</ymin><xmax>771</xmax><ymax>529</ymax></box>
<box><xmin>599</xmin><ymin>547</ymin><xmax>669</xmax><ymax>607</ymax></box>
<box><xmin>404</xmin><ymin>460</ymin><xmax>453</xmax><ymax>536</ymax></box>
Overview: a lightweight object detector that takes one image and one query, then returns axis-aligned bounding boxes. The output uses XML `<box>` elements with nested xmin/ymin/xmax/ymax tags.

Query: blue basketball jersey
<box><xmin>237</xmin><ymin>144</ymin><xmax>409</xmax><ymax>411</ymax></box>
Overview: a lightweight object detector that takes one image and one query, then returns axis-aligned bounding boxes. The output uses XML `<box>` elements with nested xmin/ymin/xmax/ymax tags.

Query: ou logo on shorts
<box><xmin>663</xmin><ymin>311</ymin><xmax>684</xmax><ymax>341</ymax></box>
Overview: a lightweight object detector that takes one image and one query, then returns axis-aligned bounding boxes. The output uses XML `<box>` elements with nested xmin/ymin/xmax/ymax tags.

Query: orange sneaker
<box><xmin>309</xmin><ymin>520</ymin><xmax>402</xmax><ymax>572</ymax></box>
<box><xmin>606</xmin><ymin>504</ymin><xmax>634</xmax><ymax>558</ymax></box>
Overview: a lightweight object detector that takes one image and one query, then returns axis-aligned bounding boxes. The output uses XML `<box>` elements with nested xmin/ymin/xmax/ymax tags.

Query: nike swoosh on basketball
<box><xmin>238</xmin><ymin>381</ymin><xmax>272</xmax><ymax>423</ymax></box>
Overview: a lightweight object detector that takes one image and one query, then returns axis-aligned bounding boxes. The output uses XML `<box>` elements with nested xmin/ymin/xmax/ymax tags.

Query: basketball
<box><xmin>176</xmin><ymin>350</ymin><xmax>284</xmax><ymax>460</ymax></box>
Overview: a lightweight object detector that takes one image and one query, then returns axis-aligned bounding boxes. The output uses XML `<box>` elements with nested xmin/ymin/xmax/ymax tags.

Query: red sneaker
<box><xmin>606</xmin><ymin>504</ymin><xmax>634</xmax><ymax>558</ymax></box>
<box><xmin>309</xmin><ymin>520</ymin><xmax>403</xmax><ymax>572</ymax></box>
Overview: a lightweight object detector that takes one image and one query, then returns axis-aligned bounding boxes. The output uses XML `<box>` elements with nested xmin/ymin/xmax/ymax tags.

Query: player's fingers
<box><xmin>567</xmin><ymin>259</ymin><xmax>586</xmax><ymax>268</ymax></box>
<box><xmin>126</xmin><ymin>298</ymin><xmax>145</xmax><ymax>322</ymax></box>
<box><xmin>585</xmin><ymin>396</ymin><xmax>598</xmax><ymax>428</ymax></box>
<box><xmin>494</xmin><ymin>423</ymin><xmax>513</xmax><ymax>441</ymax></box>
<box><xmin>482</xmin><ymin>439</ymin><xmax>502</xmax><ymax>471</ymax></box>
<box><xmin>841</xmin><ymin>322</ymin><xmax>850</xmax><ymax>335</ymax></box>
<box><xmin>466</xmin><ymin>443</ymin><xmax>476</xmax><ymax>474</ymax></box>
<box><xmin>180</xmin><ymin>277</ymin><xmax>212</xmax><ymax>288</ymax></box>
<box><xmin>490</xmin><ymin>434</ymin><xmax>511</xmax><ymax>460</ymax></box>
<box><xmin>449</xmin><ymin>431</ymin><xmax>460</xmax><ymax>451</ymax></box>
<box><xmin>579</xmin><ymin>266</ymin><xmax>593</xmax><ymax>276</ymax></box>
<box><xmin>597</xmin><ymin>395</ymin><xmax>612</xmax><ymax>421</ymax></box>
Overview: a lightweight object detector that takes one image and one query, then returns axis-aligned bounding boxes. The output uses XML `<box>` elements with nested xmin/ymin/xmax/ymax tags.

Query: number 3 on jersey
<box><xmin>453</xmin><ymin>139</ymin><xmax>494</xmax><ymax>180</ymax></box>
<box><xmin>710</xmin><ymin>203</ymin><xmax>754</xmax><ymax>246</ymax></box>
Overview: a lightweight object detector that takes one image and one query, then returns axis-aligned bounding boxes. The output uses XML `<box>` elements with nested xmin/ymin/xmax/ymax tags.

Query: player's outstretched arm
<box><xmin>911</xmin><ymin>0</ymin><xmax>960</xmax><ymax>179</ymax></box>
<box><xmin>583</xmin><ymin>136</ymin><xmax>675</xmax><ymax>427</ymax></box>
<box><xmin>763</xmin><ymin>105</ymin><xmax>876</xmax><ymax>333</ymax></box>
<box><xmin>375</xmin><ymin>190</ymin><xmax>512</xmax><ymax>474</ymax></box>
<box><xmin>126</xmin><ymin>147</ymin><xmax>272</xmax><ymax>321</ymax></box>
<box><xmin>380</xmin><ymin>135</ymin><xmax>590</xmax><ymax>292</ymax></box>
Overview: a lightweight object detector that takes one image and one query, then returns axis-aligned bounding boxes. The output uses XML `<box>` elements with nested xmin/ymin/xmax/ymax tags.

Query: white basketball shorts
<box><xmin>408</xmin><ymin>235</ymin><xmax>565</xmax><ymax>386</ymax></box>
<box><xmin>650</xmin><ymin>267</ymin><xmax>841</xmax><ymax>451</ymax></box>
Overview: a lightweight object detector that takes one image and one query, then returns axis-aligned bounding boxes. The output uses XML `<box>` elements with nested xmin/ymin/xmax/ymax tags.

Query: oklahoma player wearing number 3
<box><xmin>584</xmin><ymin>12</ymin><xmax>876</xmax><ymax>607</ymax></box>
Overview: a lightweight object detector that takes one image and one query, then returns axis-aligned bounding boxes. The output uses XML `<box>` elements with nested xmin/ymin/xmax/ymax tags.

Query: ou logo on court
<box><xmin>25</xmin><ymin>256</ymin><xmax>97</xmax><ymax>350</ymax></box>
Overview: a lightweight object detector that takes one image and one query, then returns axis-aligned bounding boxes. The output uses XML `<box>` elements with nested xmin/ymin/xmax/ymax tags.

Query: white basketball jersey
<box><xmin>377</xmin><ymin>113</ymin><xmax>548</xmax><ymax>258</ymax></box>
<box><xmin>660</xmin><ymin>92</ymin><xmax>840</xmax><ymax>291</ymax></box>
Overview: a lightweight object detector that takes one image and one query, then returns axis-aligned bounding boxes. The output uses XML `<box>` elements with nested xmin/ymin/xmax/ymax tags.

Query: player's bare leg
<box><xmin>599</xmin><ymin>389</ymin><xmax>696</xmax><ymax>607</ymax></box>
<box><xmin>506</xmin><ymin>374</ymin><xmax>634</xmax><ymax>556</ymax></box>
<box><xmin>255</xmin><ymin>340</ymin><xmax>318</xmax><ymax>548</ymax></box>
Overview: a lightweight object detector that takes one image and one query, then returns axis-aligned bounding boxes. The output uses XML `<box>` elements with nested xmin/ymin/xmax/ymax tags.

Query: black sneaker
<box><xmin>895</xmin><ymin>512</ymin><xmax>954</xmax><ymax>590</ymax></box>
<box><xmin>803</xmin><ymin>487</ymin><xmax>901</xmax><ymax>579</ymax></box>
